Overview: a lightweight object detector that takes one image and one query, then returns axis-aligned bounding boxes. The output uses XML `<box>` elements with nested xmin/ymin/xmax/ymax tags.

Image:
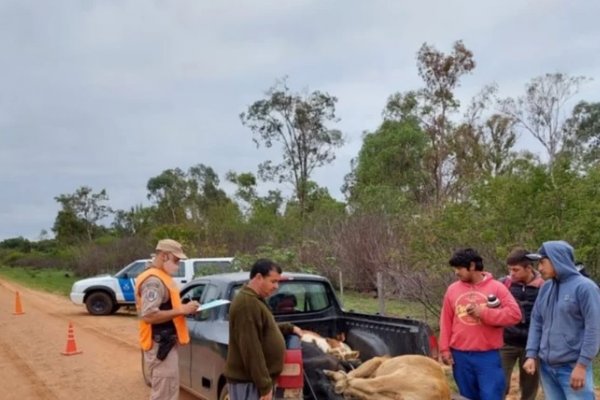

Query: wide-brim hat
<box><xmin>155</xmin><ymin>239</ymin><xmax>187</xmax><ymax>259</ymax></box>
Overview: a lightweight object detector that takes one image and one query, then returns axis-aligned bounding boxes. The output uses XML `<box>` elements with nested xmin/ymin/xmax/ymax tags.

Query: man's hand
<box><xmin>523</xmin><ymin>358</ymin><xmax>536</xmax><ymax>375</ymax></box>
<box><xmin>259</xmin><ymin>389</ymin><xmax>273</xmax><ymax>400</ymax></box>
<box><xmin>570</xmin><ymin>363</ymin><xmax>587</xmax><ymax>391</ymax></box>
<box><xmin>466</xmin><ymin>303</ymin><xmax>481</xmax><ymax>318</ymax></box>
<box><xmin>181</xmin><ymin>300</ymin><xmax>200</xmax><ymax>315</ymax></box>
<box><xmin>441</xmin><ymin>351</ymin><xmax>453</xmax><ymax>365</ymax></box>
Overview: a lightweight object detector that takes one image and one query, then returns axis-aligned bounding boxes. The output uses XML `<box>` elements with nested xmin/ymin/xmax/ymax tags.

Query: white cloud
<box><xmin>1</xmin><ymin>0</ymin><xmax>600</xmax><ymax>240</ymax></box>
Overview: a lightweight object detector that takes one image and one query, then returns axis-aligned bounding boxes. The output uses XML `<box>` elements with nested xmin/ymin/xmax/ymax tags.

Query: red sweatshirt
<box><xmin>439</xmin><ymin>272</ymin><xmax>522</xmax><ymax>353</ymax></box>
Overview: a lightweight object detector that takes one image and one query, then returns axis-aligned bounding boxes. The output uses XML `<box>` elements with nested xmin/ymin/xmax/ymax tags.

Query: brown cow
<box><xmin>324</xmin><ymin>354</ymin><xmax>451</xmax><ymax>400</ymax></box>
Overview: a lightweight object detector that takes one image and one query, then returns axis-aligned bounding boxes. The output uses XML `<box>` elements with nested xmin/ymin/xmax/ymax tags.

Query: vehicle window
<box><xmin>115</xmin><ymin>261</ymin><xmax>149</xmax><ymax>279</ymax></box>
<box><xmin>268</xmin><ymin>281</ymin><xmax>331</xmax><ymax>314</ymax></box>
<box><xmin>181</xmin><ymin>284</ymin><xmax>206</xmax><ymax>305</ymax></box>
<box><xmin>193</xmin><ymin>261</ymin><xmax>234</xmax><ymax>277</ymax></box>
<box><xmin>196</xmin><ymin>284</ymin><xmax>222</xmax><ymax>321</ymax></box>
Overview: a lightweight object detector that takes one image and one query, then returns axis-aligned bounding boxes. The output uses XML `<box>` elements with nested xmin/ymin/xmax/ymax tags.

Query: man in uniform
<box><xmin>136</xmin><ymin>239</ymin><xmax>200</xmax><ymax>400</ymax></box>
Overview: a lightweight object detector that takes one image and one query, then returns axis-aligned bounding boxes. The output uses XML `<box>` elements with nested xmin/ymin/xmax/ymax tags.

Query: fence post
<box><xmin>338</xmin><ymin>269</ymin><xmax>344</xmax><ymax>307</ymax></box>
<box><xmin>377</xmin><ymin>271</ymin><xmax>385</xmax><ymax>315</ymax></box>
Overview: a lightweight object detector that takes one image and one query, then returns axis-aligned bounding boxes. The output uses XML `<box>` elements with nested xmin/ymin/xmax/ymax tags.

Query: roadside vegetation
<box><xmin>2</xmin><ymin>40</ymin><xmax>599</xmax><ymax>321</ymax></box>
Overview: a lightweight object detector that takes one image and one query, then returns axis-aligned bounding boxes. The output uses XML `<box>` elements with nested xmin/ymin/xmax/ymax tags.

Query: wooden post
<box><xmin>338</xmin><ymin>269</ymin><xmax>344</xmax><ymax>307</ymax></box>
<box><xmin>377</xmin><ymin>271</ymin><xmax>385</xmax><ymax>315</ymax></box>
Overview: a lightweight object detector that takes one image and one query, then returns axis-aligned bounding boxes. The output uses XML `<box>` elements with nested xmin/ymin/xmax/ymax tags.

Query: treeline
<box><xmin>2</xmin><ymin>41</ymin><xmax>599</xmax><ymax>316</ymax></box>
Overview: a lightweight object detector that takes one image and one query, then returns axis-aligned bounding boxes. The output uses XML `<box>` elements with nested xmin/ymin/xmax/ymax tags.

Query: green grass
<box><xmin>0</xmin><ymin>265</ymin><xmax>77</xmax><ymax>296</ymax></box>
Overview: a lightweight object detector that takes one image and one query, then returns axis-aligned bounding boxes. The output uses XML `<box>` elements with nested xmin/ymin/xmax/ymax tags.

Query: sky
<box><xmin>1</xmin><ymin>0</ymin><xmax>600</xmax><ymax>241</ymax></box>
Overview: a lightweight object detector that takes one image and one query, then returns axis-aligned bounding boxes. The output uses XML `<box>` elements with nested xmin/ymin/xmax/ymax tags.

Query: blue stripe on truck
<box><xmin>118</xmin><ymin>278</ymin><xmax>136</xmax><ymax>302</ymax></box>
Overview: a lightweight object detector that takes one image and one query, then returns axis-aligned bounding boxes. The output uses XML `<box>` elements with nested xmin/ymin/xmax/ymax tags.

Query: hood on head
<box><xmin>537</xmin><ymin>240</ymin><xmax>578</xmax><ymax>281</ymax></box>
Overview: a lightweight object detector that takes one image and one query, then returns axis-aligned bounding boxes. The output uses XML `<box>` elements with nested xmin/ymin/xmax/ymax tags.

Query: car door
<box><xmin>114</xmin><ymin>260</ymin><xmax>149</xmax><ymax>302</ymax></box>
<box><xmin>179</xmin><ymin>282</ymin><xmax>207</xmax><ymax>389</ymax></box>
<box><xmin>188</xmin><ymin>283</ymin><xmax>230</xmax><ymax>400</ymax></box>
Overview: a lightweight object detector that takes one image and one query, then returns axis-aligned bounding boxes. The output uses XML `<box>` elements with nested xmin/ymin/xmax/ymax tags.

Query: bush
<box><xmin>72</xmin><ymin>236</ymin><xmax>152</xmax><ymax>277</ymax></box>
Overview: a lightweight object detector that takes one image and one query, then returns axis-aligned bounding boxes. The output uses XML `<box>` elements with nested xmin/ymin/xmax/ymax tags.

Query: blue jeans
<box><xmin>539</xmin><ymin>361</ymin><xmax>595</xmax><ymax>399</ymax></box>
<box><xmin>451</xmin><ymin>349</ymin><xmax>505</xmax><ymax>400</ymax></box>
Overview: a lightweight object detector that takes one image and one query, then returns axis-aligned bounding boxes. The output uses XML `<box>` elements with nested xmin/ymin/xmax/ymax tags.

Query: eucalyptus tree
<box><xmin>241</xmin><ymin>78</ymin><xmax>343</xmax><ymax>219</ymax></box>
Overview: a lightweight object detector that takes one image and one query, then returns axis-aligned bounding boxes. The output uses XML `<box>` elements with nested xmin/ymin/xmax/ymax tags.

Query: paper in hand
<box><xmin>198</xmin><ymin>299</ymin><xmax>231</xmax><ymax>311</ymax></box>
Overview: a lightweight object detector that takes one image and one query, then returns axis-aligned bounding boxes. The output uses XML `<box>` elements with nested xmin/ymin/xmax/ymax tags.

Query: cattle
<box><xmin>324</xmin><ymin>354</ymin><xmax>451</xmax><ymax>400</ymax></box>
<box><xmin>301</xmin><ymin>330</ymin><xmax>360</xmax><ymax>361</ymax></box>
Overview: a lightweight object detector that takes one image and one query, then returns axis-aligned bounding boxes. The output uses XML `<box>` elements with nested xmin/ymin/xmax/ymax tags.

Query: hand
<box><xmin>466</xmin><ymin>303</ymin><xmax>481</xmax><ymax>318</ymax></box>
<box><xmin>182</xmin><ymin>300</ymin><xmax>200</xmax><ymax>315</ymax></box>
<box><xmin>523</xmin><ymin>358</ymin><xmax>536</xmax><ymax>375</ymax></box>
<box><xmin>441</xmin><ymin>351</ymin><xmax>453</xmax><ymax>365</ymax></box>
<box><xmin>570</xmin><ymin>364</ymin><xmax>587</xmax><ymax>391</ymax></box>
<box><xmin>259</xmin><ymin>389</ymin><xmax>273</xmax><ymax>400</ymax></box>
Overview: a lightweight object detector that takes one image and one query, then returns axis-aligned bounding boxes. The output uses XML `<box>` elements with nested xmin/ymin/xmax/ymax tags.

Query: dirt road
<box><xmin>0</xmin><ymin>278</ymin><xmax>197</xmax><ymax>400</ymax></box>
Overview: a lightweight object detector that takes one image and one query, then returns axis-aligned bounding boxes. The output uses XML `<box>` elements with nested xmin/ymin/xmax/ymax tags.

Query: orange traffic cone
<box><xmin>13</xmin><ymin>291</ymin><xmax>25</xmax><ymax>315</ymax></box>
<box><xmin>61</xmin><ymin>321</ymin><xmax>82</xmax><ymax>356</ymax></box>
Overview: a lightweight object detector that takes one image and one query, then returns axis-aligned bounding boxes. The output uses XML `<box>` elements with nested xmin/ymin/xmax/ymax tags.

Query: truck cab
<box><xmin>70</xmin><ymin>257</ymin><xmax>237</xmax><ymax>315</ymax></box>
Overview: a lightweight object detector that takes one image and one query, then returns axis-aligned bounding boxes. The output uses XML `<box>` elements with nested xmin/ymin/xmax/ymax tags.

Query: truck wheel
<box><xmin>85</xmin><ymin>291</ymin><xmax>114</xmax><ymax>315</ymax></box>
<box><xmin>141</xmin><ymin>350</ymin><xmax>151</xmax><ymax>387</ymax></box>
<box><xmin>218</xmin><ymin>384</ymin><xmax>230</xmax><ymax>400</ymax></box>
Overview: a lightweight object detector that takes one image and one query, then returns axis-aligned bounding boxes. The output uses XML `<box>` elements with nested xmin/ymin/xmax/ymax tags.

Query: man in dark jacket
<box><xmin>225</xmin><ymin>259</ymin><xmax>303</xmax><ymax>400</ymax></box>
<box><xmin>499</xmin><ymin>248</ymin><xmax>544</xmax><ymax>400</ymax></box>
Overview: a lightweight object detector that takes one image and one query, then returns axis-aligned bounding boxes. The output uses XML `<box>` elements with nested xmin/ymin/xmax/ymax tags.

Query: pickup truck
<box><xmin>142</xmin><ymin>271</ymin><xmax>438</xmax><ymax>400</ymax></box>
<box><xmin>70</xmin><ymin>257</ymin><xmax>236</xmax><ymax>315</ymax></box>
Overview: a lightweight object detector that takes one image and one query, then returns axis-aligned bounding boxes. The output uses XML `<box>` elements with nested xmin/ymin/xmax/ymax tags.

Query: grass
<box><xmin>0</xmin><ymin>265</ymin><xmax>77</xmax><ymax>296</ymax></box>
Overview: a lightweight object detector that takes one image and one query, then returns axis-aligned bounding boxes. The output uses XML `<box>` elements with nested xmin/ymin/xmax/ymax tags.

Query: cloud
<box><xmin>1</xmin><ymin>0</ymin><xmax>600</xmax><ymax>240</ymax></box>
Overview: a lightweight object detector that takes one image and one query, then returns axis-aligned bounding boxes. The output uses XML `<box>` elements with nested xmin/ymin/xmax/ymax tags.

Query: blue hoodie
<box><xmin>525</xmin><ymin>240</ymin><xmax>600</xmax><ymax>367</ymax></box>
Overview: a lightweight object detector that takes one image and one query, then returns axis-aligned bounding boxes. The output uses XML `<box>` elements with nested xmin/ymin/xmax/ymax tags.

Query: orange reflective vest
<box><xmin>135</xmin><ymin>267</ymin><xmax>190</xmax><ymax>350</ymax></box>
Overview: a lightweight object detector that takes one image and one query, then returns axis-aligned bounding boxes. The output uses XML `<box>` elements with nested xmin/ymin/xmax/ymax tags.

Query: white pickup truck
<box><xmin>69</xmin><ymin>257</ymin><xmax>237</xmax><ymax>315</ymax></box>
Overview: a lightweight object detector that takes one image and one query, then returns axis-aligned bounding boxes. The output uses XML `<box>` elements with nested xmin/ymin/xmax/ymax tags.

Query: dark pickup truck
<box><xmin>142</xmin><ymin>271</ymin><xmax>438</xmax><ymax>400</ymax></box>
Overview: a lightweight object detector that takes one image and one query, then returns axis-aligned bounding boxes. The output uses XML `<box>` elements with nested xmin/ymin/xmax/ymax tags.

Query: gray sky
<box><xmin>1</xmin><ymin>0</ymin><xmax>599</xmax><ymax>241</ymax></box>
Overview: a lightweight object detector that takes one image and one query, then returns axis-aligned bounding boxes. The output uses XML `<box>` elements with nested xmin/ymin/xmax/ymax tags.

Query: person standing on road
<box><xmin>499</xmin><ymin>248</ymin><xmax>544</xmax><ymax>400</ymax></box>
<box><xmin>523</xmin><ymin>240</ymin><xmax>600</xmax><ymax>399</ymax></box>
<box><xmin>439</xmin><ymin>248</ymin><xmax>522</xmax><ymax>400</ymax></box>
<box><xmin>135</xmin><ymin>239</ymin><xmax>200</xmax><ymax>400</ymax></box>
<box><xmin>225</xmin><ymin>259</ymin><xmax>303</xmax><ymax>400</ymax></box>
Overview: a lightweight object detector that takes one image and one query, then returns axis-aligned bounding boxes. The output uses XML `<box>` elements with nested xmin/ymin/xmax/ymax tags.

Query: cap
<box><xmin>525</xmin><ymin>245</ymin><xmax>548</xmax><ymax>261</ymax></box>
<box><xmin>155</xmin><ymin>239</ymin><xmax>187</xmax><ymax>259</ymax></box>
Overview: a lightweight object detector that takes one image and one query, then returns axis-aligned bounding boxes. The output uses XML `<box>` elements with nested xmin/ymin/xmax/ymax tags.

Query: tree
<box><xmin>385</xmin><ymin>40</ymin><xmax>476</xmax><ymax>205</ymax></box>
<box><xmin>146</xmin><ymin>168</ymin><xmax>189</xmax><ymax>224</ymax></box>
<box><xmin>53</xmin><ymin>186</ymin><xmax>113</xmax><ymax>242</ymax></box>
<box><xmin>563</xmin><ymin>101</ymin><xmax>600</xmax><ymax>167</ymax></box>
<box><xmin>500</xmin><ymin>73</ymin><xmax>589</xmax><ymax>170</ymax></box>
<box><xmin>346</xmin><ymin>119</ymin><xmax>430</xmax><ymax>205</ymax></box>
<box><xmin>240</xmin><ymin>78</ymin><xmax>343</xmax><ymax>218</ymax></box>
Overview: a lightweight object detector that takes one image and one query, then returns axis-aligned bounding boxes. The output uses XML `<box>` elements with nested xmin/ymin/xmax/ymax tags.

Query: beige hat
<box><xmin>155</xmin><ymin>239</ymin><xmax>187</xmax><ymax>259</ymax></box>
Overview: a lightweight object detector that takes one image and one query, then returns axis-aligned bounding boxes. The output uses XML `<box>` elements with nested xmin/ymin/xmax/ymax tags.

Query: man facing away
<box><xmin>499</xmin><ymin>248</ymin><xmax>544</xmax><ymax>400</ymax></box>
<box><xmin>225</xmin><ymin>259</ymin><xmax>303</xmax><ymax>400</ymax></box>
<box><xmin>523</xmin><ymin>240</ymin><xmax>600</xmax><ymax>399</ymax></box>
<box><xmin>135</xmin><ymin>239</ymin><xmax>200</xmax><ymax>400</ymax></box>
<box><xmin>439</xmin><ymin>248</ymin><xmax>522</xmax><ymax>400</ymax></box>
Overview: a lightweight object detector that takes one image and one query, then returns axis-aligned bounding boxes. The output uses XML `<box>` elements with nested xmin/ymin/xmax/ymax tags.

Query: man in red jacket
<box><xmin>439</xmin><ymin>248</ymin><xmax>522</xmax><ymax>400</ymax></box>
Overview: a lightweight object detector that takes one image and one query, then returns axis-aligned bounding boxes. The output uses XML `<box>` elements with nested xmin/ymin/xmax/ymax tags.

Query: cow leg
<box><xmin>346</xmin><ymin>356</ymin><xmax>385</xmax><ymax>379</ymax></box>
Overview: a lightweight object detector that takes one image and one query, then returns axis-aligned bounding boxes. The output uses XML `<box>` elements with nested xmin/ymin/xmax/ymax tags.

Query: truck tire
<box><xmin>85</xmin><ymin>291</ymin><xmax>114</xmax><ymax>315</ymax></box>
<box><xmin>218</xmin><ymin>384</ymin><xmax>230</xmax><ymax>400</ymax></box>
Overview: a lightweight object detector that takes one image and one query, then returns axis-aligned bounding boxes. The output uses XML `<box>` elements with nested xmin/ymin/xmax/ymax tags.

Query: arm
<box><xmin>576</xmin><ymin>283</ymin><xmax>600</xmax><ymax>367</ymax></box>
<box><xmin>479</xmin><ymin>284</ymin><xmax>521</xmax><ymax>326</ymax></box>
<box><xmin>439</xmin><ymin>291</ymin><xmax>454</xmax><ymax>364</ymax></box>
<box><xmin>143</xmin><ymin>302</ymin><xmax>199</xmax><ymax>324</ymax></box>
<box><xmin>525</xmin><ymin>289</ymin><xmax>544</xmax><ymax>359</ymax></box>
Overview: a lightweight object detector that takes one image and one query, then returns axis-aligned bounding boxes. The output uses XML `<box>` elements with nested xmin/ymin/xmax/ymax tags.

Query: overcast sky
<box><xmin>1</xmin><ymin>0</ymin><xmax>599</xmax><ymax>241</ymax></box>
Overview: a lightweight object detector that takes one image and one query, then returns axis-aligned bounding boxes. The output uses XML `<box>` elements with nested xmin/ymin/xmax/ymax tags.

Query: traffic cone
<box><xmin>61</xmin><ymin>321</ymin><xmax>82</xmax><ymax>356</ymax></box>
<box><xmin>13</xmin><ymin>291</ymin><xmax>24</xmax><ymax>315</ymax></box>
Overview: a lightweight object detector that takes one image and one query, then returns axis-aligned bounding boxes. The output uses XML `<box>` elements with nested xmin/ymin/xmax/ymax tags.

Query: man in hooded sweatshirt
<box><xmin>439</xmin><ymin>248</ymin><xmax>522</xmax><ymax>400</ymax></box>
<box><xmin>523</xmin><ymin>240</ymin><xmax>600</xmax><ymax>399</ymax></box>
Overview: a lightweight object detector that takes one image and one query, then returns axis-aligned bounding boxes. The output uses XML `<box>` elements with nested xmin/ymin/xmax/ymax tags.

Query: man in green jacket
<box><xmin>225</xmin><ymin>259</ymin><xmax>303</xmax><ymax>400</ymax></box>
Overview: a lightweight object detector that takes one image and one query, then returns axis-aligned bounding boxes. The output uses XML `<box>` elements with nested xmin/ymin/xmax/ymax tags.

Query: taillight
<box><xmin>429</xmin><ymin>333</ymin><xmax>440</xmax><ymax>359</ymax></box>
